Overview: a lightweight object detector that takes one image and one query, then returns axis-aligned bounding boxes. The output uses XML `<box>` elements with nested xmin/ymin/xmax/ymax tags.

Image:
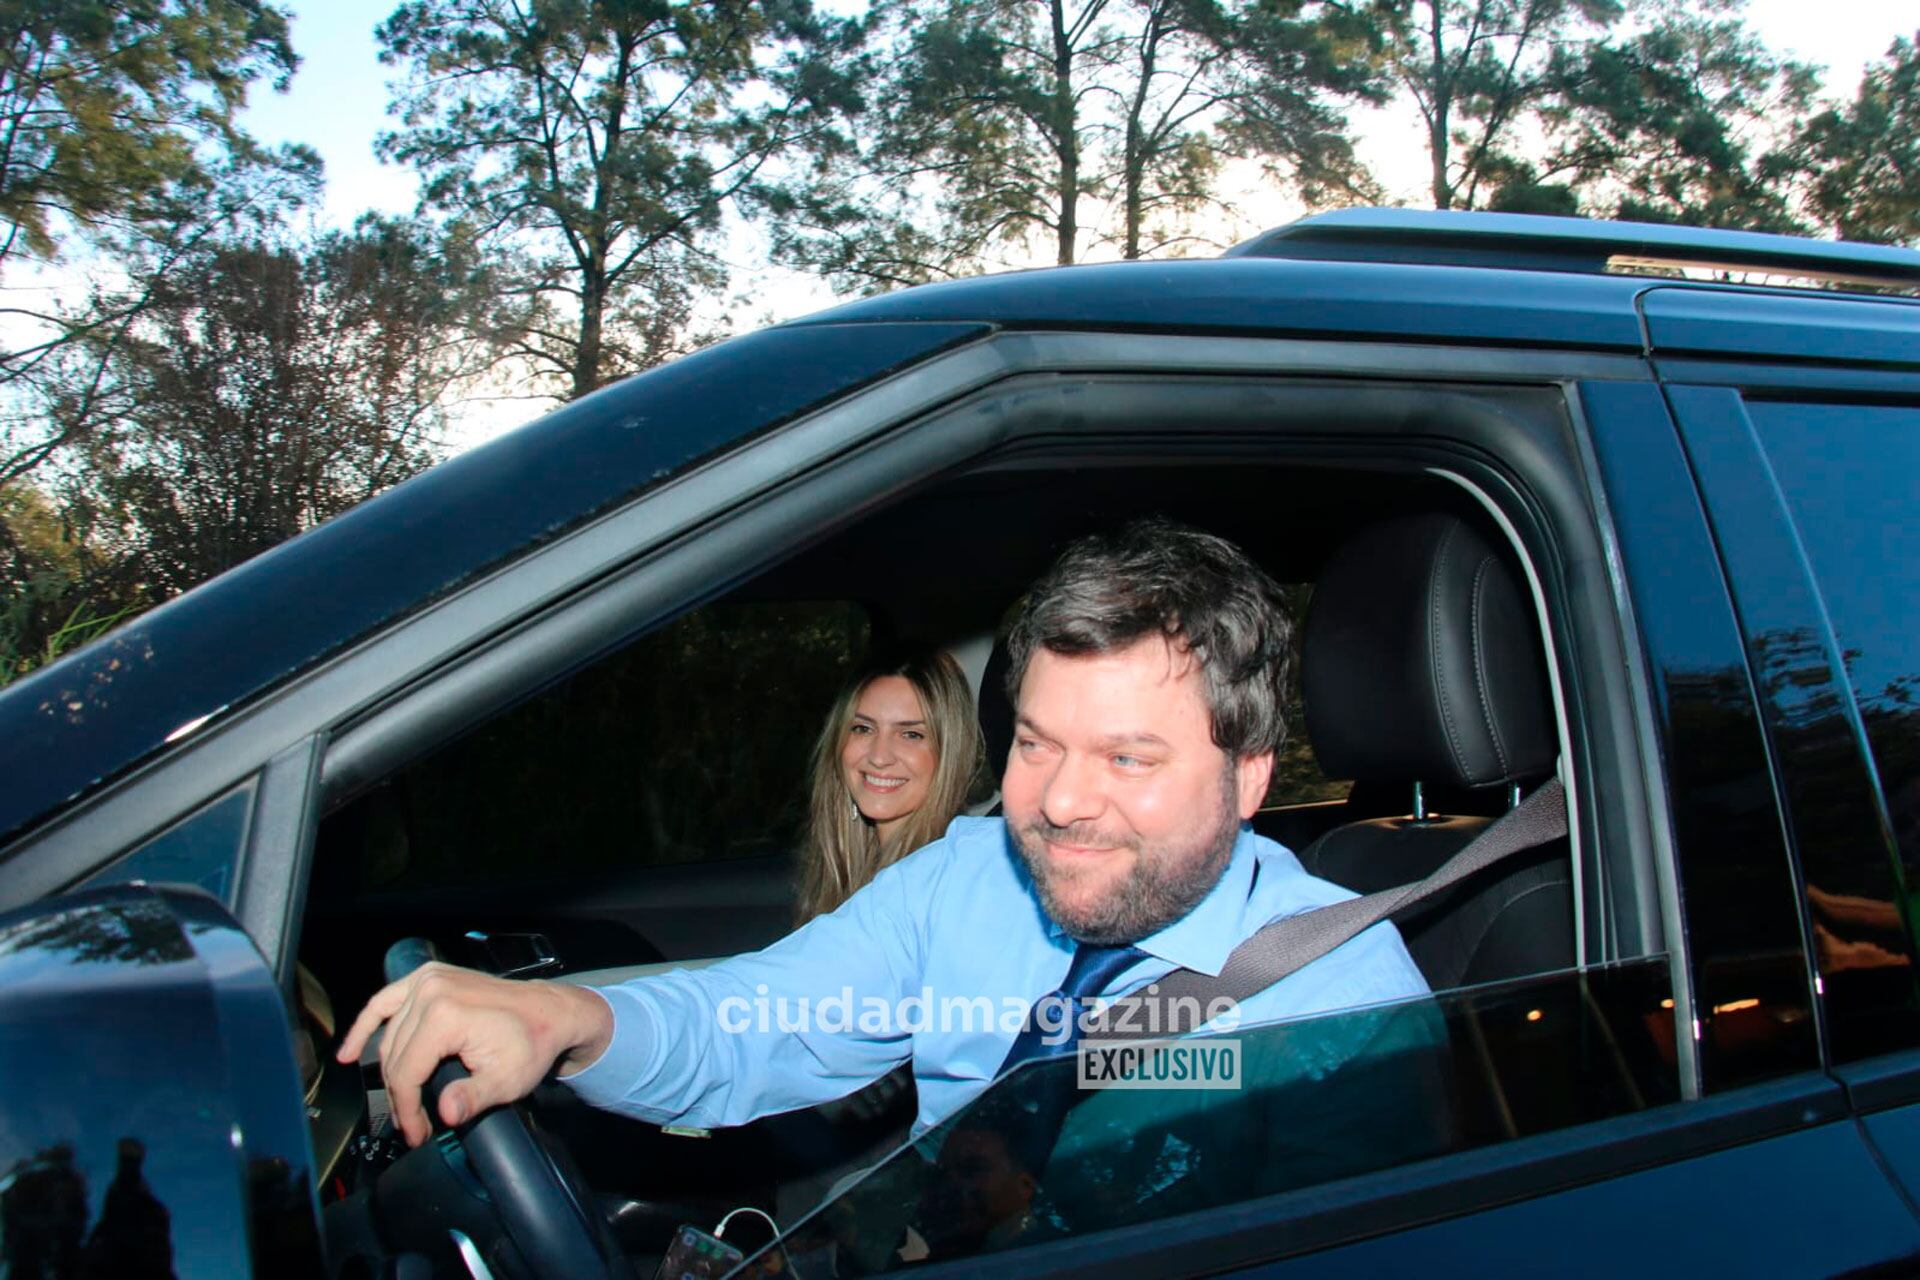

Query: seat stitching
<box><xmin>1469</xmin><ymin>554</ymin><xmax>1510</xmax><ymax>780</ymax></box>
<box><xmin>1429</xmin><ymin>522</ymin><xmax>1470</xmax><ymax>782</ymax></box>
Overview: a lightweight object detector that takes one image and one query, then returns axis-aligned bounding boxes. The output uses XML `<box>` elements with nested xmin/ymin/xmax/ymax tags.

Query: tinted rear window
<box><xmin>1748</xmin><ymin>401</ymin><xmax>1920</xmax><ymax>1057</ymax></box>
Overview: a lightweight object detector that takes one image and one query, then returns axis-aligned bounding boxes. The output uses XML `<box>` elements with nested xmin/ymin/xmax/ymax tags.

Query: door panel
<box><xmin>1861</xmin><ymin>1107</ymin><xmax>1920</xmax><ymax>1220</ymax></box>
<box><xmin>1255</xmin><ymin>1118</ymin><xmax>1920</xmax><ymax>1277</ymax></box>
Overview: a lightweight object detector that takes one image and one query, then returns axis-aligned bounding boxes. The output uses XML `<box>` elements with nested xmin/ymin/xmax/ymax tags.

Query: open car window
<box><xmin>346</xmin><ymin>599</ymin><xmax>869</xmax><ymax>894</ymax></box>
<box><xmin>754</xmin><ymin>959</ymin><xmax>1677</xmax><ymax>1275</ymax></box>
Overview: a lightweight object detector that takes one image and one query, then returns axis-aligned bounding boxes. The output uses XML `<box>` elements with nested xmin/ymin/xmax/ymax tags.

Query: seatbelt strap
<box><xmin>1090</xmin><ymin>777</ymin><xmax>1568</xmax><ymax>1042</ymax></box>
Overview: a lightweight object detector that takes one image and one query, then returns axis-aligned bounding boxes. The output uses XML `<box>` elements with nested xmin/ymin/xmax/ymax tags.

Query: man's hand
<box><xmin>335</xmin><ymin>962</ymin><xmax>615</xmax><ymax>1147</ymax></box>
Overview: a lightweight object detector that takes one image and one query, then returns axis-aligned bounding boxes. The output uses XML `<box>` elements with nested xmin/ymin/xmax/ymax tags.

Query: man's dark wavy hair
<box><xmin>1004</xmin><ymin>517</ymin><xmax>1294</xmax><ymax>758</ymax></box>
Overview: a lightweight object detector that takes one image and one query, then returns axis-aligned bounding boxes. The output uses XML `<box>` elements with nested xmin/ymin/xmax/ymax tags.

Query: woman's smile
<box><xmin>841</xmin><ymin>675</ymin><xmax>938</xmax><ymax>833</ymax></box>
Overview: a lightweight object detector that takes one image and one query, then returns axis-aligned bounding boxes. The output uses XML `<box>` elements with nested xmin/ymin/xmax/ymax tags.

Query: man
<box><xmin>338</xmin><ymin>519</ymin><xmax>1428</xmax><ymax>1147</ymax></box>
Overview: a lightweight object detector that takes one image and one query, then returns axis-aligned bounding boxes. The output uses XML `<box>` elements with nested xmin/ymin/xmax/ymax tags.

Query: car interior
<box><xmin>292</xmin><ymin>446</ymin><xmax>1667</xmax><ymax>1276</ymax></box>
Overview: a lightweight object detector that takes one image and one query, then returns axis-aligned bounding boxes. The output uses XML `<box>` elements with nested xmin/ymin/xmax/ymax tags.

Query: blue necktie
<box><xmin>999</xmin><ymin>943</ymin><xmax>1147</xmax><ymax>1076</ymax></box>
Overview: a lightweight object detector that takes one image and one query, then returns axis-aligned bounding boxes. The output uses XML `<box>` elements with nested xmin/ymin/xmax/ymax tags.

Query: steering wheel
<box><xmin>384</xmin><ymin>939</ymin><xmax>625</xmax><ymax>1280</ymax></box>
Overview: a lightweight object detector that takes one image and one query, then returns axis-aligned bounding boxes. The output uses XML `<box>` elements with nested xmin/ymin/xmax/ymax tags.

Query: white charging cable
<box><xmin>713</xmin><ymin>1205</ymin><xmax>779</xmax><ymax>1241</ymax></box>
<box><xmin>713</xmin><ymin>1206</ymin><xmax>797</xmax><ymax>1278</ymax></box>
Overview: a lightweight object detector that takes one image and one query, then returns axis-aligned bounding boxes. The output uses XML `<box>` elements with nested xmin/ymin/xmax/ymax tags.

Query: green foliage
<box><xmin>1</xmin><ymin>155</ymin><xmax>311</xmax><ymax>491</ymax></box>
<box><xmin>759</xmin><ymin>0</ymin><xmax>1079</xmax><ymax>290</ymax></box>
<box><xmin>1787</xmin><ymin>32</ymin><xmax>1920</xmax><ymax>246</ymax></box>
<box><xmin>1484</xmin><ymin>174</ymin><xmax>1579</xmax><ymax>214</ymax></box>
<box><xmin>1110</xmin><ymin>0</ymin><xmax>1385</xmax><ymax>260</ymax></box>
<box><xmin>1537</xmin><ymin>9</ymin><xmax>1818</xmax><ymax>231</ymax></box>
<box><xmin>376</xmin><ymin>0</ymin><xmax>861</xmax><ymax>397</ymax></box>
<box><xmin>0</xmin><ymin>4</ymin><xmax>319</xmax><ymax>499</ymax></box>
<box><xmin>0</xmin><ymin>480</ymin><xmax>140</xmax><ymax>686</ymax></box>
<box><xmin>60</xmin><ymin>218</ymin><xmax>491</xmax><ymax>598</ymax></box>
<box><xmin>0</xmin><ymin>581</ymin><xmax>133</xmax><ymax>685</ymax></box>
<box><xmin>0</xmin><ymin>0</ymin><xmax>304</xmax><ymax>267</ymax></box>
<box><xmin>1380</xmin><ymin>0</ymin><xmax>1625</xmax><ymax>211</ymax></box>
<box><xmin>765</xmin><ymin>0</ymin><xmax>1383</xmax><ymax>292</ymax></box>
<box><xmin>1212</xmin><ymin>0</ymin><xmax>1393</xmax><ymax>211</ymax></box>
<box><xmin>1371</xmin><ymin>0</ymin><xmax>1901</xmax><ymax>236</ymax></box>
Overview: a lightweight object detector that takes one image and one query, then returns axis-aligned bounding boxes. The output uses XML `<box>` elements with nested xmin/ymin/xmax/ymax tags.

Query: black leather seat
<box><xmin>979</xmin><ymin>634</ymin><xmax>1016</xmax><ymax>779</ymax></box>
<box><xmin>1297</xmin><ymin>511</ymin><xmax>1574</xmax><ymax>991</ymax></box>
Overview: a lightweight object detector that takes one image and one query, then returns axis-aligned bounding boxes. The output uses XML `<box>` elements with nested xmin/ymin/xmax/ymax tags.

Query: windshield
<box><xmin>747</xmin><ymin>959</ymin><xmax>1676</xmax><ymax>1276</ymax></box>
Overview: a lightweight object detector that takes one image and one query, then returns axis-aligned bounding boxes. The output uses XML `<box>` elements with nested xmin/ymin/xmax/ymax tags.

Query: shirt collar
<box><xmin>1039</xmin><ymin>823</ymin><xmax>1259</xmax><ymax>978</ymax></box>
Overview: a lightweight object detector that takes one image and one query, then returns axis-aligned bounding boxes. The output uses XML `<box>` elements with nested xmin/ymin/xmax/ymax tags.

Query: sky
<box><xmin>230</xmin><ymin>0</ymin><xmax>1915</xmax><ymax>444</ymax></box>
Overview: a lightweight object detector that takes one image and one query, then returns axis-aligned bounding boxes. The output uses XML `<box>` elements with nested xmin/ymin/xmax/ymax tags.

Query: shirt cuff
<box><xmin>556</xmin><ymin>983</ymin><xmax>662</xmax><ymax>1111</ymax></box>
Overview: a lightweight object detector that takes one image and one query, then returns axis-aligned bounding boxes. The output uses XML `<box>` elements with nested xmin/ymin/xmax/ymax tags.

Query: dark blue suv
<box><xmin>3</xmin><ymin>210</ymin><xmax>1919</xmax><ymax>1279</ymax></box>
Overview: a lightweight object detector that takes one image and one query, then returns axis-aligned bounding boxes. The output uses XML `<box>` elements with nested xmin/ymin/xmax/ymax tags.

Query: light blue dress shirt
<box><xmin>562</xmin><ymin>816</ymin><xmax>1430</xmax><ymax>1135</ymax></box>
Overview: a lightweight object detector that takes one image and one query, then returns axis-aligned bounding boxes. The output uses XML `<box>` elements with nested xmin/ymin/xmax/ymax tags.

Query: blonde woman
<box><xmin>797</xmin><ymin>648</ymin><xmax>986</xmax><ymax>924</ymax></box>
<box><xmin>769</xmin><ymin>649</ymin><xmax>985</xmax><ymax>1211</ymax></box>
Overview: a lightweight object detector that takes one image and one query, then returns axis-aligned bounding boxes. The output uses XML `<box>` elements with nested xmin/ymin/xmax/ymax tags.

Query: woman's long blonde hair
<box><xmin>796</xmin><ymin>649</ymin><xmax>985</xmax><ymax>923</ymax></box>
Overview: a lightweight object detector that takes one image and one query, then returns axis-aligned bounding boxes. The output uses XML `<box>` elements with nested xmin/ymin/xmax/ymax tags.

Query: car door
<box><xmin>1646</xmin><ymin>284</ymin><xmax>1920</xmax><ymax>1214</ymax></box>
<box><xmin>752</xmin><ymin>369</ymin><xmax>1920</xmax><ymax>1279</ymax></box>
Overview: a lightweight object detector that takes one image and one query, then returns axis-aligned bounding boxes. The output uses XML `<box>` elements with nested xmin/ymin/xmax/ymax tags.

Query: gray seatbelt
<box><xmin>1090</xmin><ymin>777</ymin><xmax>1568</xmax><ymax>1042</ymax></box>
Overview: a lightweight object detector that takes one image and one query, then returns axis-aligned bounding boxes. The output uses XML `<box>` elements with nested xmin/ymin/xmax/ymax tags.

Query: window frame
<box><xmin>316</xmin><ymin>366</ymin><xmax>1633</xmax><ymax>964</ymax></box>
<box><xmin>883</xmin><ymin>1071</ymin><xmax>1860</xmax><ymax>1279</ymax></box>
<box><xmin>782</xmin><ymin>956</ymin><xmax>1688</xmax><ymax>1276</ymax></box>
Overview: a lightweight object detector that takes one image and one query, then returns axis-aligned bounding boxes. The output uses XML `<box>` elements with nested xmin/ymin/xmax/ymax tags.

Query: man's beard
<box><xmin>1012</xmin><ymin>767</ymin><xmax>1242</xmax><ymax>945</ymax></box>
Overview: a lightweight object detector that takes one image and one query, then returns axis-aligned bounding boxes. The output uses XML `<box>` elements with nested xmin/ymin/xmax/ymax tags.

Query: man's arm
<box><xmin>560</xmin><ymin>841</ymin><xmax>931</xmax><ymax>1127</ymax></box>
<box><xmin>336</xmin><ymin>825</ymin><xmax>948</xmax><ymax>1143</ymax></box>
<box><xmin>335</xmin><ymin>963</ymin><xmax>614</xmax><ymax>1147</ymax></box>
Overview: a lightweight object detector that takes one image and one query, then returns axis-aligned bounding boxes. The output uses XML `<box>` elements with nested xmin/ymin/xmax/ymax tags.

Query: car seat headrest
<box><xmin>1302</xmin><ymin>511</ymin><xmax>1555</xmax><ymax>789</ymax></box>
<box><xmin>979</xmin><ymin>635</ymin><xmax>1015</xmax><ymax>785</ymax></box>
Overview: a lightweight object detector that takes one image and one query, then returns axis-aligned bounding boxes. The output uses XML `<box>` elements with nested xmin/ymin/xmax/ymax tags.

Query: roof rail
<box><xmin>1226</xmin><ymin>209</ymin><xmax>1920</xmax><ymax>292</ymax></box>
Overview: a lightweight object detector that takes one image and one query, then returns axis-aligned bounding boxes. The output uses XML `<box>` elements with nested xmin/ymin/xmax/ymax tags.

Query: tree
<box><xmin>376</xmin><ymin>0</ymin><xmax>861</xmax><ymax>400</ymax></box>
<box><xmin>1534</xmin><ymin>9</ymin><xmax>1818</xmax><ymax>230</ymax></box>
<box><xmin>765</xmin><ymin>0</ymin><xmax>1380</xmax><ymax>293</ymax></box>
<box><xmin>762</xmin><ymin>0</ymin><xmax>1101</xmax><ymax>290</ymax></box>
<box><xmin>0</xmin><ymin>479</ymin><xmax>130</xmax><ymax>685</ymax></box>
<box><xmin>901</xmin><ymin>0</ymin><xmax>1114</xmax><ymax>272</ymax></box>
<box><xmin>59</xmin><ymin>219</ymin><xmax>494</xmax><ymax>598</ymax></box>
<box><xmin>1210</xmin><ymin>0</ymin><xmax>1391</xmax><ymax>216</ymax></box>
<box><xmin>1381</xmin><ymin>0</ymin><xmax>1623</xmax><ymax>211</ymax></box>
<box><xmin>1788</xmin><ymin>32</ymin><xmax>1920</xmax><ymax>246</ymax></box>
<box><xmin>0</xmin><ymin>2</ymin><xmax>319</xmax><ymax>501</ymax></box>
<box><xmin>0</xmin><ymin>159</ymin><xmax>320</xmax><ymax>492</ymax></box>
<box><xmin>1117</xmin><ymin>1</ymin><xmax>1218</xmax><ymax>260</ymax></box>
<box><xmin>1114</xmin><ymin>0</ymin><xmax>1387</xmax><ymax>260</ymax></box>
<box><xmin>0</xmin><ymin>0</ymin><xmax>303</xmax><ymax>271</ymax></box>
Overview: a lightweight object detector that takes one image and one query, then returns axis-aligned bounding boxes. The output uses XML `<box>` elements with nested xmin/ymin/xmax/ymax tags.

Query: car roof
<box><xmin>790</xmin><ymin>255</ymin><xmax>1648</xmax><ymax>351</ymax></box>
<box><xmin>796</xmin><ymin>210</ymin><xmax>1920</xmax><ymax>338</ymax></box>
<box><xmin>1230</xmin><ymin>208</ymin><xmax>1920</xmax><ymax>289</ymax></box>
